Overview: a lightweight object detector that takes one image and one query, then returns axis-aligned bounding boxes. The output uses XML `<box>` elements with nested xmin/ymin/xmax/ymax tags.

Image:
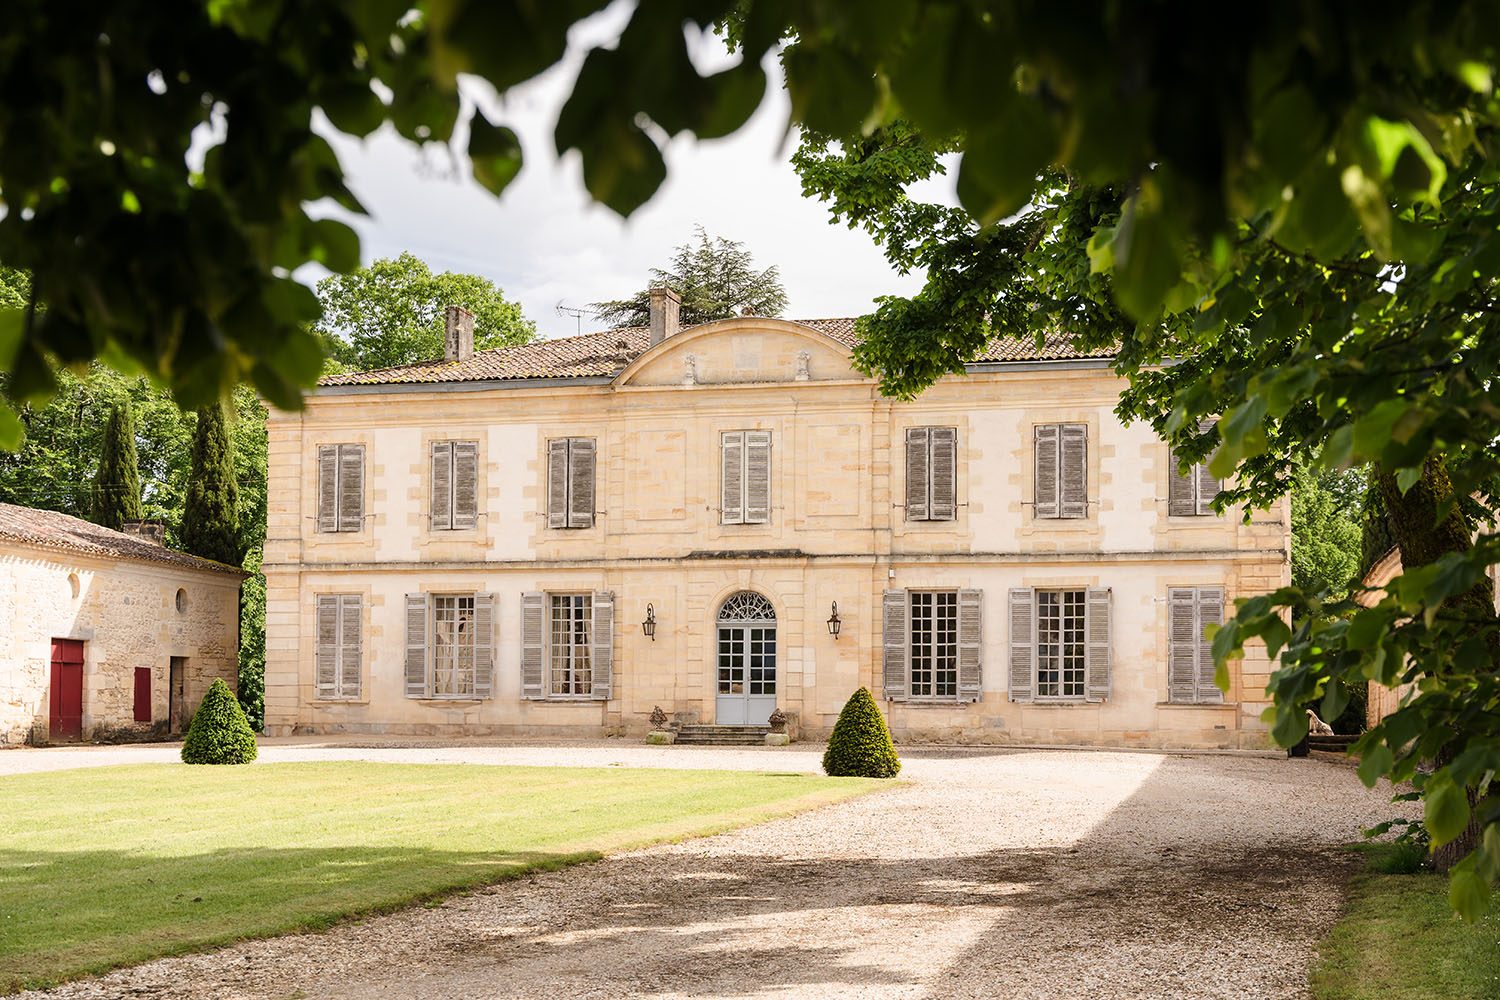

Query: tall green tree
<box><xmin>178</xmin><ymin>402</ymin><xmax>241</xmax><ymax>567</ymax></box>
<box><xmin>315</xmin><ymin>253</ymin><xmax>535</xmax><ymax>372</ymax></box>
<box><xmin>89</xmin><ymin>402</ymin><xmax>144</xmax><ymax>531</ymax></box>
<box><xmin>1291</xmin><ymin>466</ymin><xmax>1365</xmax><ymax>599</ymax></box>
<box><xmin>591</xmin><ymin>227</ymin><xmax>788</xmax><ymax>327</ymax></box>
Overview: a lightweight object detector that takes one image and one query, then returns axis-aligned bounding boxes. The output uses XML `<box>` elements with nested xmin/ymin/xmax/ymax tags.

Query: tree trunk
<box><xmin>1375</xmin><ymin>457</ymin><xmax>1496</xmax><ymax>872</ymax></box>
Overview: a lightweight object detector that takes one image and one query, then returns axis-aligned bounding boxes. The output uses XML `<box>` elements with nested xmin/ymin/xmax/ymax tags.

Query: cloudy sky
<box><xmin>318</xmin><ymin>4</ymin><xmax>955</xmax><ymax>339</ymax></box>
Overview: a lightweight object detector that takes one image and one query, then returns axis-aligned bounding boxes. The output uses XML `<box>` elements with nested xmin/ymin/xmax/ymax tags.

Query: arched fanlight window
<box><xmin>717</xmin><ymin>591</ymin><xmax>776</xmax><ymax>625</ymax></box>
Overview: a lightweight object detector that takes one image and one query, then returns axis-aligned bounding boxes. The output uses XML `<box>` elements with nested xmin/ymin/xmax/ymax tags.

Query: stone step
<box><xmin>674</xmin><ymin>725</ymin><xmax>773</xmax><ymax>746</ymax></box>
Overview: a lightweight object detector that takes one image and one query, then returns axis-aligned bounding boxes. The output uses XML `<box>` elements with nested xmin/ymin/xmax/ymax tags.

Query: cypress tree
<box><xmin>179</xmin><ymin>401</ymin><xmax>241</xmax><ymax>566</ymax></box>
<box><xmin>90</xmin><ymin>401</ymin><xmax>143</xmax><ymax>530</ymax></box>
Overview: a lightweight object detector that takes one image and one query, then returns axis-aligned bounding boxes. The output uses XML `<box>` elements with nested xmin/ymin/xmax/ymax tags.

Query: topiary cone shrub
<box><xmin>181</xmin><ymin>678</ymin><xmax>259</xmax><ymax>765</ymax></box>
<box><xmin>822</xmin><ymin>686</ymin><xmax>901</xmax><ymax>778</ymax></box>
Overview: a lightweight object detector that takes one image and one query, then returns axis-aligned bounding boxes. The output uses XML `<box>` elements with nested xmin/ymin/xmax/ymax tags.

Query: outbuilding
<box><xmin>0</xmin><ymin>502</ymin><xmax>245</xmax><ymax>744</ymax></box>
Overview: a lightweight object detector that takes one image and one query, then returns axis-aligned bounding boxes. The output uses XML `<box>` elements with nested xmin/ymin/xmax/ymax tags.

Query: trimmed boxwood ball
<box><xmin>822</xmin><ymin>686</ymin><xmax>900</xmax><ymax>778</ymax></box>
<box><xmin>180</xmin><ymin>678</ymin><xmax>258</xmax><ymax>765</ymax></box>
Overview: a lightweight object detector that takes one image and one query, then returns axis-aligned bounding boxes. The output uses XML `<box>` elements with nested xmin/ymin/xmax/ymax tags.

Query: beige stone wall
<box><xmin>265</xmin><ymin>319</ymin><xmax>1290</xmax><ymax>748</ymax></box>
<box><xmin>0</xmin><ymin>544</ymin><xmax>242</xmax><ymax>744</ymax></box>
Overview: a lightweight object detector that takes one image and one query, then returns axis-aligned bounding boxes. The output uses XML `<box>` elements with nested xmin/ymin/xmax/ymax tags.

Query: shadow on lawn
<box><xmin>0</xmin><ymin>845</ymin><xmax>593</xmax><ymax>994</ymax></box>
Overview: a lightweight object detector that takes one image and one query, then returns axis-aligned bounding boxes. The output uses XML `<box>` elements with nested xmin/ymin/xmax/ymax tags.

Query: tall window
<box><xmin>1034</xmin><ymin>423</ymin><xmax>1087</xmax><ymax>519</ymax></box>
<box><xmin>1168</xmin><ymin>587</ymin><xmax>1224</xmax><ymax>703</ymax></box>
<box><xmin>1168</xmin><ymin>446</ymin><xmax>1222</xmax><ymax>517</ymax></box>
<box><xmin>316</xmin><ymin>593</ymin><xmax>362</xmax><ymax>699</ymax></box>
<box><xmin>721</xmin><ymin>430</ymin><xmax>772</xmax><ymax>524</ymax></box>
<box><xmin>550</xmin><ymin>594</ymin><xmax>594</xmax><ymax>696</ymax></box>
<box><xmin>905</xmin><ymin>426</ymin><xmax>957</xmax><ymax>521</ymax></box>
<box><xmin>547</xmin><ymin>437</ymin><xmax>596</xmax><ymax>529</ymax></box>
<box><xmin>431</xmin><ymin>440</ymin><xmax>479</xmax><ymax>530</ymax></box>
<box><xmin>433</xmin><ymin>595</ymin><xmax>476</xmax><ymax>696</ymax></box>
<box><xmin>1037</xmin><ymin>590</ymin><xmax>1086</xmax><ymax>698</ymax></box>
<box><xmin>316</xmin><ymin>443</ymin><xmax>364</xmax><ymax>532</ymax></box>
<box><xmin>909</xmin><ymin>591</ymin><xmax>958</xmax><ymax>698</ymax></box>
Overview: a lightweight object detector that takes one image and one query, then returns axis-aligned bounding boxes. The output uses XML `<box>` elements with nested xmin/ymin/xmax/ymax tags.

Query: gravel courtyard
<box><xmin>7</xmin><ymin>742</ymin><xmax>1400</xmax><ymax>1000</ymax></box>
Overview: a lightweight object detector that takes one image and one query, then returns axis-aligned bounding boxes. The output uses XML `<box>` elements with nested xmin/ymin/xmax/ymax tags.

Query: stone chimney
<box><xmin>444</xmin><ymin>305</ymin><xmax>475</xmax><ymax>362</ymax></box>
<box><xmin>121</xmin><ymin>519</ymin><xmax>165</xmax><ymax>546</ymax></box>
<box><xmin>649</xmin><ymin>286</ymin><xmax>681</xmax><ymax>346</ymax></box>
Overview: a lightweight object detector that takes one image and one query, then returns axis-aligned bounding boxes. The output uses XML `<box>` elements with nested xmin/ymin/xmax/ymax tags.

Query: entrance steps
<box><xmin>674</xmin><ymin>724</ymin><xmax>771</xmax><ymax>746</ymax></box>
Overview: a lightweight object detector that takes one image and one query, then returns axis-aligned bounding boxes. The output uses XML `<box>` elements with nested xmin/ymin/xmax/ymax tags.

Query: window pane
<box><xmin>1037</xmin><ymin>590</ymin><xmax>1084</xmax><ymax>698</ymax></box>
<box><xmin>549</xmin><ymin>594</ymin><xmax>593</xmax><ymax>696</ymax></box>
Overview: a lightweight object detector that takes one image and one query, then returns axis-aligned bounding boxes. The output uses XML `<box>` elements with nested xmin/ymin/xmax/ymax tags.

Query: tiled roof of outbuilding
<box><xmin>0</xmin><ymin>503</ymin><xmax>246</xmax><ymax>576</ymax></box>
<box><xmin>317</xmin><ymin>317</ymin><xmax>1114</xmax><ymax>388</ymax></box>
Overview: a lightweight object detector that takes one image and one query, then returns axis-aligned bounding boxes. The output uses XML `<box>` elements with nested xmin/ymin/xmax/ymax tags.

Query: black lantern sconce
<box><xmin>642</xmin><ymin>603</ymin><xmax>657</xmax><ymax>641</ymax></box>
<box><xmin>826</xmin><ymin>601</ymin><xmax>841</xmax><ymax>639</ymax></box>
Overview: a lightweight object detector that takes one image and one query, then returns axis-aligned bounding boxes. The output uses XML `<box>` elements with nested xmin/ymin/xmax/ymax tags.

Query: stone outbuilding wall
<box><xmin>0</xmin><ymin>510</ymin><xmax>244</xmax><ymax>745</ymax></box>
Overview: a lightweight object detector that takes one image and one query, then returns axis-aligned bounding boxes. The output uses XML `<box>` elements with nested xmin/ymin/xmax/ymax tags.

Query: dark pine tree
<box><xmin>179</xmin><ymin>402</ymin><xmax>242</xmax><ymax>566</ymax></box>
<box><xmin>90</xmin><ymin>401</ymin><xmax>143</xmax><ymax>530</ymax></box>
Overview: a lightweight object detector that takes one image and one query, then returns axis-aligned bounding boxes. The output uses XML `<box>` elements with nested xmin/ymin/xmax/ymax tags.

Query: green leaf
<box><xmin>1357</xmin><ymin>742</ymin><xmax>1393</xmax><ymax>787</ymax></box>
<box><xmin>1424</xmin><ymin>772</ymin><xmax>1472</xmax><ymax>847</ymax></box>
<box><xmin>308</xmin><ymin>219</ymin><xmax>361</xmax><ymax>274</ymax></box>
<box><xmin>1272</xmin><ymin>702</ymin><xmax>1310</xmax><ymax>748</ymax></box>
<box><xmin>1449</xmin><ymin>859</ymin><xmax>1490</xmax><ymax>923</ymax></box>
<box><xmin>1109</xmin><ymin>183</ymin><xmax>1182</xmax><ymax>322</ymax></box>
<box><xmin>0</xmin><ymin>399</ymin><xmax>22</xmax><ymax>451</ymax></box>
<box><xmin>955</xmin><ymin>100</ymin><xmax>1058</xmax><ymax>225</ymax></box>
<box><xmin>468</xmin><ymin>111</ymin><xmax>523</xmax><ymax>197</ymax></box>
<box><xmin>1320</xmin><ymin>683</ymin><xmax>1349</xmax><ymax>726</ymax></box>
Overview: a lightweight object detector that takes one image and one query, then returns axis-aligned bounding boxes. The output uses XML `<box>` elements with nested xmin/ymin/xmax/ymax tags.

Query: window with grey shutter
<box><xmin>318</xmin><ymin>443</ymin><xmax>364</xmax><ymax>532</ymax></box>
<box><xmin>721</xmin><ymin>430</ymin><xmax>771</xmax><ymax>525</ymax></box>
<box><xmin>882</xmin><ymin>589</ymin><xmax>908</xmax><ymax>701</ymax></box>
<box><xmin>405</xmin><ymin>592</ymin><xmax>429</xmax><ymax>698</ymax></box>
<box><xmin>520</xmin><ymin>592</ymin><xmax>546</xmax><ymax>698</ymax></box>
<box><xmin>909</xmin><ymin>591</ymin><xmax>958</xmax><ymax>699</ymax></box>
<box><xmin>473</xmin><ymin>592</ymin><xmax>495</xmax><ymax>698</ymax></box>
<box><xmin>547</xmin><ymin>438</ymin><xmax>596</xmax><ymax>529</ymax></box>
<box><xmin>591</xmin><ymin>590</ymin><xmax>614</xmax><ymax>701</ymax></box>
<box><xmin>1085</xmin><ymin>586</ymin><xmax>1112</xmax><ymax>702</ymax></box>
<box><xmin>1169</xmin><ymin>446</ymin><xmax>1222</xmax><ymax>516</ymax></box>
<box><xmin>316</xmin><ymin>595</ymin><xmax>338</xmax><ymax>698</ymax></box>
<box><xmin>957</xmin><ymin>588</ymin><xmax>982</xmax><ymax>701</ymax></box>
<box><xmin>906</xmin><ymin>426</ymin><xmax>957</xmax><ymax>521</ymax></box>
<box><xmin>431</xmin><ymin>441</ymin><xmax>480</xmax><ymax>530</ymax></box>
<box><xmin>1034</xmin><ymin>424</ymin><xmax>1087</xmax><ymax>519</ymax></box>
<box><xmin>1168</xmin><ymin>586</ymin><xmax>1224</xmax><ymax>703</ymax></box>
<box><xmin>1008</xmin><ymin>588</ymin><xmax>1035</xmax><ymax>702</ymax></box>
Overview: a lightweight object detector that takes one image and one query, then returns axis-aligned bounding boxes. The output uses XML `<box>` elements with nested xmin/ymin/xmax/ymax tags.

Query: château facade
<box><xmin>262</xmin><ymin>292</ymin><xmax>1288</xmax><ymax>747</ymax></box>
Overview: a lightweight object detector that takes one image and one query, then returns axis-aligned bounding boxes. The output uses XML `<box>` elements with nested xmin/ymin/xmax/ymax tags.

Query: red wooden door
<box><xmin>49</xmin><ymin>639</ymin><xmax>84</xmax><ymax>741</ymax></box>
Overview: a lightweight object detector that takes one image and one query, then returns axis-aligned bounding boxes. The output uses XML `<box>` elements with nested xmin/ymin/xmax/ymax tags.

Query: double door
<box><xmin>715</xmin><ymin>625</ymin><xmax>777</xmax><ymax>726</ymax></box>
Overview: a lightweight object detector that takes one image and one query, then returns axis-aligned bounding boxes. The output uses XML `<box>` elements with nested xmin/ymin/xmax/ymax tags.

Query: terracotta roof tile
<box><xmin>0</xmin><ymin>503</ymin><xmax>246</xmax><ymax>576</ymax></box>
<box><xmin>318</xmin><ymin>317</ymin><xmax>1113</xmax><ymax>388</ymax></box>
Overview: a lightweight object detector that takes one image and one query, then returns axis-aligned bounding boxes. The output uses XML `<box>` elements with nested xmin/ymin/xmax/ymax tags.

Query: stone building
<box><xmin>263</xmin><ymin>293</ymin><xmax>1289</xmax><ymax>747</ymax></box>
<box><xmin>0</xmin><ymin>503</ymin><xmax>245</xmax><ymax>744</ymax></box>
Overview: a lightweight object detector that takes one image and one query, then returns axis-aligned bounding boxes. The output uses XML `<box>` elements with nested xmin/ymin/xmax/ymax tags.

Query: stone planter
<box><xmin>645</xmin><ymin>730</ymin><xmax>676</xmax><ymax>745</ymax></box>
<box><xmin>764</xmin><ymin>732</ymin><xmax>790</xmax><ymax>746</ymax></box>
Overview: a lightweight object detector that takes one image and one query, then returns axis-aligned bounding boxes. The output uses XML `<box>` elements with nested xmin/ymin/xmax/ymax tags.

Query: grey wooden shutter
<box><xmin>1060</xmin><ymin>424</ymin><xmax>1088</xmax><ymax>519</ymax></box>
<box><xmin>431</xmin><ymin>441</ymin><xmax>454</xmax><ymax>530</ymax></box>
<box><xmin>1168</xmin><ymin>448</ymin><xmax>1196</xmax><ymax>516</ymax></box>
<box><xmin>1167</xmin><ymin>587</ymin><xmax>1198</xmax><ymax>702</ymax></box>
<box><xmin>338</xmin><ymin>444</ymin><xmax>364</xmax><ymax>531</ymax></box>
<box><xmin>473</xmin><ymin>592</ymin><xmax>495</xmax><ymax>697</ymax></box>
<box><xmin>1008</xmin><ymin>588</ymin><xmax>1035</xmax><ymax>702</ymax></box>
<box><xmin>721</xmin><ymin>430</ymin><xmax>745</xmax><ymax>524</ymax></box>
<box><xmin>1197</xmin><ymin>587</ymin><xmax>1224</xmax><ymax>702</ymax></box>
<box><xmin>1034</xmin><ymin>425</ymin><xmax>1059</xmax><ymax>518</ymax></box>
<box><xmin>745</xmin><ymin>430</ymin><xmax>771</xmax><ymax>524</ymax></box>
<box><xmin>339</xmin><ymin>595</ymin><xmax>361</xmax><ymax>698</ymax></box>
<box><xmin>591</xmin><ymin>590</ymin><xmax>614</xmax><ymax>701</ymax></box>
<box><xmin>316</xmin><ymin>594</ymin><xmax>338</xmax><ymax>697</ymax></box>
<box><xmin>317</xmin><ymin>445</ymin><xmax>338</xmax><ymax>533</ymax></box>
<box><xmin>405</xmin><ymin>593</ymin><xmax>429</xmax><ymax>698</ymax></box>
<box><xmin>882</xmin><ymin>589</ymin><xmax>908</xmax><ymax>701</ymax></box>
<box><xmin>1196</xmin><ymin>463</ymin><xmax>1221</xmax><ymax>516</ymax></box>
<box><xmin>1085</xmin><ymin>586</ymin><xmax>1112</xmax><ymax>702</ymax></box>
<box><xmin>547</xmin><ymin>439</ymin><xmax>569</xmax><ymax>529</ymax></box>
<box><xmin>569</xmin><ymin>438</ymin><xmax>596</xmax><ymax>529</ymax></box>
<box><xmin>957</xmin><ymin>587</ymin><xmax>982</xmax><ymax>701</ymax></box>
<box><xmin>453</xmin><ymin>441</ymin><xmax>479</xmax><ymax>529</ymax></box>
<box><xmin>930</xmin><ymin>427</ymin><xmax>957</xmax><ymax>521</ymax></box>
<box><xmin>905</xmin><ymin>427</ymin><xmax>929</xmax><ymax>521</ymax></box>
<box><xmin>521</xmin><ymin>592</ymin><xmax>546</xmax><ymax>699</ymax></box>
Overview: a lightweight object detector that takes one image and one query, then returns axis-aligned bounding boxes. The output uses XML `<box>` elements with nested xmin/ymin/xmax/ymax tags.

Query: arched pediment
<box><xmin>612</xmin><ymin>317</ymin><xmax>862</xmax><ymax>388</ymax></box>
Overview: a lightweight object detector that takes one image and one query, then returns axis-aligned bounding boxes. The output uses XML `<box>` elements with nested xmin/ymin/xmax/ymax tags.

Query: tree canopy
<box><xmin>90</xmin><ymin>401</ymin><xmax>143</xmax><ymax>532</ymax></box>
<box><xmin>591</xmin><ymin>227</ymin><xmax>788</xmax><ymax>327</ymax></box>
<box><xmin>315</xmin><ymin>253</ymin><xmax>535</xmax><ymax>372</ymax></box>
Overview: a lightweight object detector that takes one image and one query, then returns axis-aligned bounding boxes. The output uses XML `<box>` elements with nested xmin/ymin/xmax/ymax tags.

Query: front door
<box><xmin>169</xmin><ymin>657</ymin><xmax>187</xmax><ymax>735</ymax></box>
<box><xmin>715</xmin><ymin>592</ymin><xmax>777</xmax><ymax>726</ymax></box>
<box><xmin>49</xmin><ymin>639</ymin><xmax>83</xmax><ymax>741</ymax></box>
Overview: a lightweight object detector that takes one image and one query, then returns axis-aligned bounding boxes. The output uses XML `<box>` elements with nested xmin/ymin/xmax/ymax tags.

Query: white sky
<box><xmin>315</xmin><ymin>3</ymin><xmax>956</xmax><ymax>339</ymax></box>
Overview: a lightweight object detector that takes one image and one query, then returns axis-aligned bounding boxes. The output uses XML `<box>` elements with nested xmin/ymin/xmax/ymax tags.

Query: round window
<box><xmin>175</xmin><ymin>588</ymin><xmax>188</xmax><ymax>614</ymax></box>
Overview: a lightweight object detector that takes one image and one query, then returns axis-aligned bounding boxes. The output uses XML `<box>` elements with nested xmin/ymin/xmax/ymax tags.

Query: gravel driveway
<box><xmin>7</xmin><ymin>743</ymin><xmax>1399</xmax><ymax>1000</ymax></box>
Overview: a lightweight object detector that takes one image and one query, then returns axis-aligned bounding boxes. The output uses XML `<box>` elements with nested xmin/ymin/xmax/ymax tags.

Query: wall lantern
<box><xmin>642</xmin><ymin>603</ymin><xmax>657</xmax><ymax>641</ymax></box>
<box><xmin>826</xmin><ymin>601</ymin><xmax>841</xmax><ymax>638</ymax></box>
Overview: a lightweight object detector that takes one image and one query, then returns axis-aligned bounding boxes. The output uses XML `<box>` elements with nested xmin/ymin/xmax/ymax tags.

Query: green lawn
<box><xmin>0</xmin><ymin>761</ymin><xmax>874</xmax><ymax>992</ymax></box>
<box><xmin>1312</xmin><ymin>849</ymin><xmax>1500</xmax><ymax>1000</ymax></box>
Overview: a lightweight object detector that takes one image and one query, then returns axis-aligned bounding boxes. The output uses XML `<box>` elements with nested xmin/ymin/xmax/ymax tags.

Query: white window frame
<box><xmin>1035</xmin><ymin>589</ymin><xmax>1087</xmax><ymax>701</ymax></box>
<box><xmin>549</xmin><ymin>593</ymin><xmax>594</xmax><ymax>697</ymax></box>
<box><xmin>431</xmin><ymin>594</ymin><xmax>477</xmax><ymax>698</ymax></box>
<box><xmin>908</xmin><ymin>590</ymin><xmax>960</xmax><ymax>701</ymax></box>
